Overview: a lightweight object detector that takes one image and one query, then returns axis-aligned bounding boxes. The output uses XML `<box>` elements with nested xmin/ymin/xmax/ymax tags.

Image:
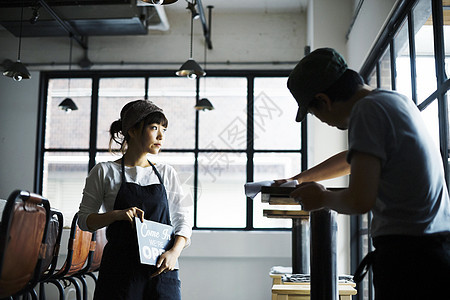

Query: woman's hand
<box><xmin>151</xmin><ymin>248</ymin><xmax>181</xmax><ymax>278</ymax></box>
<box><xmin>151</xmin><ymin>235</ymin><xmax>187</xmax><ymax>278</ymax></box>
<box><xmin>118</xmin><ymin>207</ymin><xmax>144</xmax><ymax>224</ymax></box>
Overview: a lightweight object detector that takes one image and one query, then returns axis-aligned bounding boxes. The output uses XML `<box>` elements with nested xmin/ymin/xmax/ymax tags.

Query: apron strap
<box><xmin>121</xmin><ymin>157</ymin><xmax>126</xmax><ymax>183</ymax></box>
<box><xmin>353</xmin><ymin>250</ymin><xmax>376</xmax><ymax>283</ymax></box>
<box><xmin>148</xmin><ymin>160</ymin><xmax>164</xmax><ymax>185</ymax></box>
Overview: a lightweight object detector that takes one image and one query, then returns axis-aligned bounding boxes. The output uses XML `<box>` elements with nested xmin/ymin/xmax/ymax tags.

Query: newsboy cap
<box><xmin>120</xmin><ymin>100</ymin><xmax>163</xmax><ymax>135</ymax></box>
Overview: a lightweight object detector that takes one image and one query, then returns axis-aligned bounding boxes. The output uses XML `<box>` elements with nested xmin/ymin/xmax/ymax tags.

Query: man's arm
<box><xmin>290</xmin><ymin>151</ymin><xmax>380</xmax><ymax>214</ymax></box>
<box><xmin>274</xmin><ymin>150</ymin><xmax>350</xmax><ymax>185</ymax></box>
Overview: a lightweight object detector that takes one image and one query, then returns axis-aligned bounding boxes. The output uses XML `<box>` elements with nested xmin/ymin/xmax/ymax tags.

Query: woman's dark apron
<box><xmin>93</xmin><ymin>160</ymin><xmax>181</xmax><ymax>300</ymax></box>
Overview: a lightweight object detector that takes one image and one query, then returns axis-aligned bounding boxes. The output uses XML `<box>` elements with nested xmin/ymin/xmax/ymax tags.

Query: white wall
<box><xmin>306</xmin><ymin>0</ymin><xmax>354</xmax><ymax>275</ymax></box>
<box><xmin>0</xmin><ymin>2</ymin><xmax>399</xmax><ymax>299</ymax></box>
<box><xmin>0</xmin><ymin>71</ymin><xmax>40</xmax><ymax>199</ymax></box>
<box><xmin>180</xmin><ymin>231</ymin><xmax>291</xmax><ymax>300</ymax></box>
<box><xmin>347</xmin><ymin>0</ymin><xmax>398</xmax><ymax>70</ymax></box>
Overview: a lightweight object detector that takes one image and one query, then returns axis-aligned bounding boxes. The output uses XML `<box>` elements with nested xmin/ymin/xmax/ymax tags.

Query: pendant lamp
<box><xmin>59</xmin><ymin>36</ymin><xmax>78</xmax><ymax>113</ymax></box>
<box><xmin>140</xmin><ymin>0</ymin><xmax>178</xmax><ymax>5</ymax></box>
<box><xmin>176</xmin><ymin>0</ymin><xmax>205</xmax><ymax>79</ymax></box>
<box><xmin>195</xmin><ymin>98</ymin><xmax>214</xmax><ymax>111</ymax></box>
<box><xmin>3</xmin><ymin>5</ymin><xmax>31</xmax><ymax>81</ymax></box>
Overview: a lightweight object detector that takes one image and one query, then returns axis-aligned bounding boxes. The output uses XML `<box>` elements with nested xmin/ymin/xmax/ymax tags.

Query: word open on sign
<box><xmin>135</xmin><ymin>217</ymin><xmax>178</xmax><ymax>268</ymax></box>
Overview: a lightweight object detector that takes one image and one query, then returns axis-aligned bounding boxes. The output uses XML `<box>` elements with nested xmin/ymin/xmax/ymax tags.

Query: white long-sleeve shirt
<box><xmin>78</xmin><ymin>161</ymin><xmax>193</xmax><ymax>244</ymax></box>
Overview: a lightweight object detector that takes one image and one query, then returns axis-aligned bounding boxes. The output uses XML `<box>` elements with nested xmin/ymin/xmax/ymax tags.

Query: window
<box><xmin>354</xmin><ymin>1</ymin><xmax>450</xmax><ymax>299</ymax></box>
<box><xmin>36</xmin><ymin>71</ymin><xmax>306</xmax><ymax>229</ymax></box>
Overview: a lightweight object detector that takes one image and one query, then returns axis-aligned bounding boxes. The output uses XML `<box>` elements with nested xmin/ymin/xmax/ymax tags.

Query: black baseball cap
<box><xmin>287</xmin><ymin>48</ymin><xmax>348</xmax><ymax>122</ymax></box>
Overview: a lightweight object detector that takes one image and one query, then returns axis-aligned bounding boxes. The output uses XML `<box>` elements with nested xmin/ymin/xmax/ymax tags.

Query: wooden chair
<box><xmin>74</xmin><ymin>227</ymin><xmax>107</xmax><ymax>298</ymax></box>
<box><xmin>35</xmin><ymin>209</ymin><xmax>64</xmax><ymax>300</ymax></box>
<box><xmin>39</xmin><ymin>213</ymin><xmax>94</xmax><ymax>300</ymax></box>
<box><xmin>38</xmin><ymin>209</ymin><xmax>64</xmax><ymax>281</ymax></box>
<box><xmin>0</xmin><ymin>190</ymin><xmax>51</xmax><ymax>300</ymax></box>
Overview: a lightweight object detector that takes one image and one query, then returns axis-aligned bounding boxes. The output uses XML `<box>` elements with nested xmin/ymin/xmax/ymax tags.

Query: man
<box><xmin>281</xmin><ymin>48</ymin><xmax>450</xmax><ymax>299</ymax></box>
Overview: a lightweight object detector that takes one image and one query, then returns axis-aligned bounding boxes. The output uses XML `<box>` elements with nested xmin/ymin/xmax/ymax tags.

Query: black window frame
<box><xmin>35</xmin><ymin>69</ymin><xmax>307</xmax><ymax>231</ymax></box>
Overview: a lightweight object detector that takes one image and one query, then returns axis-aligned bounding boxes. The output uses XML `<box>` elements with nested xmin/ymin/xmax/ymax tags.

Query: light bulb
<box><xmin>188</xmin><ymin>73</ymin><xmax>197</xmax><ymax>79</ymax></box>
<box><xmin>151</xmin><ymin>0</ymin><xmax>164</xmax><ymax>4</ymax></box>
<box><xmin>13</xmin><ymin>74</ymin><xmax>23</xmax><ymax>81</ymax></box>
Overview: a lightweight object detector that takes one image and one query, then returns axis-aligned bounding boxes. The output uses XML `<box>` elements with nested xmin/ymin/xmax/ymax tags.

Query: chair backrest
<box><xmin>52</xmin><ymin>213</ymin><xmax>92</xmax><ymax>278</ymax></box>
<box><xmin>0</xmin><ymin>190</ymin><xmax>50</xmax><ymax>298</ymax></box>
<box><xmin>38</xmin><ymin>209</ymin><xmax>64</xmax><ymax>281</ymax></box>
<box><xmin>87</xmin><ymin>227</ymin><xmax>107</xmax><ymax>273</ymax></box>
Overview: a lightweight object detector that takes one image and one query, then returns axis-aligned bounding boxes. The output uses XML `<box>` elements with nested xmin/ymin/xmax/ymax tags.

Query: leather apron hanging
<box><xmin>94</xmin><ymin>159</ymin><xmax>181</xmax><ymax>300</ymax></box>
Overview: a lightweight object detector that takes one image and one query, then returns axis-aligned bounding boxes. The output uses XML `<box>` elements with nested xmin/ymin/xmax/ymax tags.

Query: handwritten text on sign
<box><xmin>134</xmin><ymin>217</ymin><xmax>178</xmax><ymax>268</ymax></box>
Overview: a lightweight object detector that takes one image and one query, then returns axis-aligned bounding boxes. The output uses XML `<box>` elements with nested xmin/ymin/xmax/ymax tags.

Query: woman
<box><xmin>78</xmin><ymin>100</ymin><xmax>193</xmax><ymax>299</ymax></box>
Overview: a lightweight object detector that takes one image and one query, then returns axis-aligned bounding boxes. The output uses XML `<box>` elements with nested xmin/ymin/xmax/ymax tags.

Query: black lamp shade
<box><xmin>3</xmin><ymin>61</ymin><xmax>31</xmax><ymax>81</ymax></box>
<box><xmin>140</xmin><ymin>0</ymin><xmax>178</xmax><ymax>5</ymax></box>
<box><xmin>176</xmin><ymin>59</ymin><xmax>206</xmax><ymax>79</ymax></box>
<box><xmin>195</xmin><ymin>98</ymin><xmax>214</xmax><ymax>111</ymax></box>
<box><xmin>58</xmin><ymin>98</ymin><xmax>78</xmax><ymax>112</ymax></box>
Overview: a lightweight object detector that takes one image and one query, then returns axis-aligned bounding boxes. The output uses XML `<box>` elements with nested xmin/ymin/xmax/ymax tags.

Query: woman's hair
<box><xmin>108</xmin><ymin>111</ymin><xmax>168</xmax><ymax>153</ymax></box>
<box><xmin>309</xmin><ymin>69</ymin><xmax>364</xmax><ymax>109</ymax></box>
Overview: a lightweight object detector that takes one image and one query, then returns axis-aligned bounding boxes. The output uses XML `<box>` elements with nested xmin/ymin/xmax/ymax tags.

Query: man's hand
<box><xmin>290</xmin><ymin>182</ymin><xmax>327</xmax><ymax>211</ymax></box>
<box><xmin>272</xmin><ymin>179</ymin><xmax>290</xmax><ymax>186</ymax></box>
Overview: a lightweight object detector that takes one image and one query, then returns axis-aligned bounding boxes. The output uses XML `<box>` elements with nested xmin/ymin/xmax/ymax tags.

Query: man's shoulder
<box><xmin>356</xmin><ymin>89</ymin><xmax>406</xmax><ymax>111</ymax></box>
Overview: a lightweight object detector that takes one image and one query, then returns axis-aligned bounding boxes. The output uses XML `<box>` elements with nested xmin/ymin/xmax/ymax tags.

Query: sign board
<box><xmin>135</xmin><ymin>217</ymin><xmax>178</xmax><ymax>268</ymax></box>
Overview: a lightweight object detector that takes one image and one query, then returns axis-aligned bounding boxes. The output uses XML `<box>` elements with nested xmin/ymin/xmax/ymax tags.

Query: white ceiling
<box><xmin>165</xmin><ymin>0</ymin><xmax>308</xmax><ymax>14</ymax></box>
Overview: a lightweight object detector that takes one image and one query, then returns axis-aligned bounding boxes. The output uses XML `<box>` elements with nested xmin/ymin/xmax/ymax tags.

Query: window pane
<box><xmin>197</xmin><ymin>152</ymin><xmax>246</xmax><ymax>228</ymax></box>
<box><xmin>253</xmin><ymin>78</ymin><xmax>301</xmax><ymax>150</ymax></box>
<box><xmin>447</xmin><ymin>92</ymin><xmax>450</xmax><ymax>154</ymax></box>
<box><xmin>445</xmin><ymin>0</ymin><xmax>450</xmax><ymax>78</ymax></box>
<box><xmin>151</xmin><ymin>152</ymin><xmax>196</xmax><ymax>215</ymax></box>
<box><xmin>394</xmin><ymin>19</ymin><xmax>412</xmax><ymax>100</ymax></box>
<box><xmin>45</xmin><ymin>79</ymin><xmax>92</xmax><ymax>149</ymax></box>
<box><xmin>421</xmin><ymin>99</ymin><xmax>440</xmax><ymax>150</ymax></box>
<box><xmin>96</xmin><ymin>151</ymin><xmax>122</xmax><ymax>164</ymax></box>
<box><xmin>380</xmin><ymin>46</ymin><xmax>392</xmax><ymax>90</ymax></box>
<box><xmin>414</xmin><ymin>0</ymin><xmax>437</xmax><ymax>102</ymax></box>
<box><xmin>367</xmin><ymin>68</ymin><xmax>377</xmax><ymax>88</ymax></box>
<box><xmin>361</xmin><ymin>213</ymin><xmax>372</xmax><ymax>299</ymax></box>
<box><xmin>97</xmin><ymin>78</ymin><xmax>146</xmax><ymax>149</ymax></box>
<box><xmin>253</xmin><ymin>153</ymin><xmax>301</xmax><ymax>228</ymax></box>
<box><xmin>199</xmin><ymin>78</ymin><xmax>247</xmax><ymax>150</ymax></box>
<box><xmin>446</xmin><ymin>33</ymin><xmax>450</xmax><ymax>80</ymax></box>
<box><xmin>43</xmin><ymin>152</ymin><xmax>89</xmax><ymax>227</ymax></box>
<box><xmin>149</xmin><ymin>78</ymin><xmax>196</xmax><ymax>149</ymax></box>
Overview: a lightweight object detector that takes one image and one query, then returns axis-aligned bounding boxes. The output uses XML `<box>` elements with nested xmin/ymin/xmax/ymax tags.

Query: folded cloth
<box><xmin>283</xmin><ymin>274</ymin><xmax>355</xmax><ymax>283</ymax></box>
<box><xmin>270</xmin><ymin>266</ymin><xmax>293</xmax><ymax>275</ymax></box>
<box><xmin>284</xmin><ymin>274</ymin><xmax>310</xmax><ymax>283</ymax></box>
<box><xmin>244</xmin><ymin>180</ymin><xmax>298</xmax><ymax>199</ymax></box>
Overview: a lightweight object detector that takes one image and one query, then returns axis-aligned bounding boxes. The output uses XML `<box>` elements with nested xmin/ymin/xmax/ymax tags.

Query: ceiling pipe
<box><xmin>37</xmin><ymin>0</ymin><xmax>87</xmax><ymax>50</ymax></box>
<box><xmin>196</xmin><ymin>0</ymin><xmax>212</xmax><ymax>49</ymax></box>
<box><xmin>147</xmin><ymin>4</ymin><xmax>170</xmax><ymax>31</ymax></box>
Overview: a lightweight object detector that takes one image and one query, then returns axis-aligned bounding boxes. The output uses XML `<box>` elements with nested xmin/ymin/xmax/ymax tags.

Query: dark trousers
<box><xmin>372</xmin><ymin>233</ymin><xmax>450</xmax><ymax>300</ymax></box>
